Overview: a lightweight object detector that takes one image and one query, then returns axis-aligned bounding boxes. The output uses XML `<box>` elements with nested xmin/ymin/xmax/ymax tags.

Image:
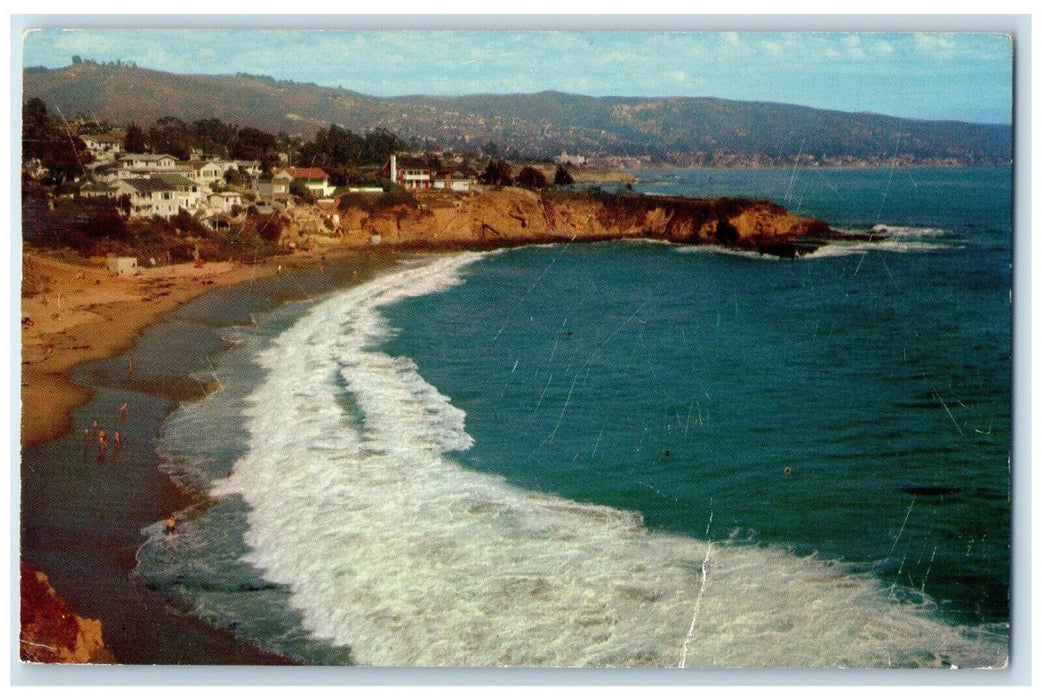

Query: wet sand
<box><xmin>18</xmin><ymin>246</ymin><xmax>398</xmax><ymax>665</ymax></box>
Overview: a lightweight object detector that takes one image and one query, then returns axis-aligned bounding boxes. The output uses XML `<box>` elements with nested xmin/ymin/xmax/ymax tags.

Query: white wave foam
<box><xmin>870</xmin><ymin>224</ymin><xmax>950</xmax><ymax>238</ymax></box>
<box><xmin>802</xmin><ymin>239</ymin><xmax>953</xmax><ymax>259</ymax></box>
<box><xmin>673</xmin><ymin>244</ymin><xmax>783</xmax><ymax>260</ymax></box>
<box><xmin>213</xmin><ymin>252</ymin><xmax>1006</xmax><ymax>668</ymax></box>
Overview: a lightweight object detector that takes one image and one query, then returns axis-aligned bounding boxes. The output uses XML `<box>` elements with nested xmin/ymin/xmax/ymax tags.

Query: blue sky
<box><xmin>20</xmin><ymin>27</ymin><xmax>1013</xmax><ymax>124</ymax></box>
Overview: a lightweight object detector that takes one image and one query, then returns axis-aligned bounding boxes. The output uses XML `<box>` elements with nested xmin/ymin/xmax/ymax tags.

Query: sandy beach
<box><xmin>18</xmin><ymin>244</ymin><xmax>393</xmax><ymax>665</ymax></box>
<box><xmin>20</xmin><ymin>252</ymin><xmax>289</xmax><ymax>447</ymax></box>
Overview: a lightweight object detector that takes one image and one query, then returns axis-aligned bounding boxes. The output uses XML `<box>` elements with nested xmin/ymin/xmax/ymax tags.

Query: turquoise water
<box><xmin>135</xmin><ymin>167</ymin><xmax>1011</xmax><ymax>666</ymax></box>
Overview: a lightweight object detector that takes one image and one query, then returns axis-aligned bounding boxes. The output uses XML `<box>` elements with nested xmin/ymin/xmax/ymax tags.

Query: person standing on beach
<box><xmin>120</xmin><ymin>401</ymin><xmax>129</xmax><ymax>422</ymax></box>
<box><xmin>97</xmin><ymin>428</ymin><xmax>107</xmax><ymax>461</ymax></box>
<box><xmin>113</xmin><ymin>429</ymin><xmax>123</xmax><ymax>453</ymax></box>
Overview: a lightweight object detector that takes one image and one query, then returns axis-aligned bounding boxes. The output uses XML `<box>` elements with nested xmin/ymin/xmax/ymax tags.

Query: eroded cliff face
<box><xmin>335</xmin><ymin>187</ymin><xmax>833</xmax><ymax>256</ymax></box>
<box><xmin>20</xmin><ymin>561</ymin><xmax>115</xmax><ymax>664</ymax></box>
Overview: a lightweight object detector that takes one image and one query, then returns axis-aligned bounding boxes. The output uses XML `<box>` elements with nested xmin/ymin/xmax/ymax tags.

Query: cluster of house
<box><xmin>67</xmin><ymin>132</ymin><xmax>571</xmax><ymax>226</ymax></box>
<box><xmin>79</xmin><ymin>151</ymin><xmax>271</xmax><ymax>225</ymax></box>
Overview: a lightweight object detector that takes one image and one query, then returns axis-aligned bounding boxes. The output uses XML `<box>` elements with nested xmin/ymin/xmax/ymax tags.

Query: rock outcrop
<box><xmin>20</xmin><ymin>561</ymin><xmax>115</xmax><ymax>664</ymax></box>
<box><xmin>334</xmin><ymin>187</ymin><xmax>834</xmax><ymax>257</ymax></box>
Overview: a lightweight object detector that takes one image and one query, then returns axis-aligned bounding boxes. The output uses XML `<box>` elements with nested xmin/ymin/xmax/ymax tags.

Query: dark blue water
<box><xmin>382</xmin><ymin>167</ymin><xmax>1012</xmax><ymax>627</ymax></box>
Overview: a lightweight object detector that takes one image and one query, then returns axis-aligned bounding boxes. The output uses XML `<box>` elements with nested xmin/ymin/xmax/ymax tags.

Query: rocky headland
<box><xmin>334</xmin><ymin>187</ymin><xmax>835</xmax><ymax>258</ymax></box>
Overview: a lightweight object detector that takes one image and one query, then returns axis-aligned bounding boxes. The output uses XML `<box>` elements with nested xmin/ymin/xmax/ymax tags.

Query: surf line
<box><xmin>679</xmin><ymin>502</ymin><xmax>714</xmax><ymax>668</ymax></box>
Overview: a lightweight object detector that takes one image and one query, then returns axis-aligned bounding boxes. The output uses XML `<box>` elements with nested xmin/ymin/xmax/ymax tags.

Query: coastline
<box><xmin>18</xmin><ymin>243</ymin><xmax>397</xmax><ymax>664</ymax></box>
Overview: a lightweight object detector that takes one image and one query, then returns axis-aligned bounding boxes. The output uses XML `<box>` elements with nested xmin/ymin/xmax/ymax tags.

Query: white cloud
<box><xmin>914</xmin><ymin>33</ymin><xmax>958</xmax><ymax>56</ymax></box>
<box><xmin>870</xmin><ymin>40</ymin><xmax>895</xmax><ymax>56</ymax></box>
<box><xmin>758</xmin><ymin>40</ymin><xmax>783</xmax><ymax>56</ymax></box>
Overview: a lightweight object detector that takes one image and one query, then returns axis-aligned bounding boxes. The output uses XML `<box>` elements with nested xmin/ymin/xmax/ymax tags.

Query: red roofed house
<box><xmin>284</xmin><ymin>167</ymin><xmax>336</xmax><ymax>197</ymax></box>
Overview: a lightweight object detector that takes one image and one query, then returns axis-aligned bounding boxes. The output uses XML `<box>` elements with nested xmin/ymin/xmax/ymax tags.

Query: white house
<box><xmin>382</xmin><ymin>155</ymin><xmax>436</xmax><ymax>190</ymax></box>
<box><xmin>433</xmin><ymin>169</ymin><xmax>474</xmax><ymax>192</ymax></box>
<box><xmin>117</xmin><ymin>174</ymin><xmax>203</xmax><ymax>219</ymax></box>
<box><xmin>284</xmin><ymin>167</ymin><xmax>336</xmax><ymax>197</ymax></box>
<box><xmin>556</xmin><ymin>151</ymin><xmax>588</xmax><ymax>168</ymax></box>
<box><xmin>118</xmin><ymin>153</ymin><xmax>181</xmax><ymax>171</ymax></box>
<box><xmin>81</xmin><ymin>133</ymin><xmax>123</xmax><ymax>164</ymax></box>
<box><xmin>205</xmin><ymin>191</ymin><xmax>243</xmax><ymax>214</ymax></box>
<box><xmin>192</xmin><ymin>159</ymin><xmax>229</xmax><ymax>187</ymax></box>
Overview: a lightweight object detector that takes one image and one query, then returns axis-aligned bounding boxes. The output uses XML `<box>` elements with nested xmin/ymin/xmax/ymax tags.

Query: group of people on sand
<box><xmin>84</xmin><ymin>401</ymin><xmax>129</xmax><ymax>462</ymax></box>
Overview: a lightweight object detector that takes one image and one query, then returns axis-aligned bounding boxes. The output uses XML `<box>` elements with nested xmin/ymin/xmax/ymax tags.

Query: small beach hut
<box><xmin>106</xmin><ymin>257</ymin><xmax>139</xmax><ymax>275</ymax></box>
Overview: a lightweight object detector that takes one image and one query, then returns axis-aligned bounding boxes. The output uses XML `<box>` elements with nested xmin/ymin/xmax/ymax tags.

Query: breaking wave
<box><xmin>205</xmin><ymin>253</ymin><xmax>1006</xmax><ymax>667</ymax></box>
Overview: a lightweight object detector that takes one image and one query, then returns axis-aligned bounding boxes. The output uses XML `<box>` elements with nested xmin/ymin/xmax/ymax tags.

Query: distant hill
<box><xmin>23</xmin><ymin>62</ymin><xmax>1011</xmax><ymax>166</ymax></box>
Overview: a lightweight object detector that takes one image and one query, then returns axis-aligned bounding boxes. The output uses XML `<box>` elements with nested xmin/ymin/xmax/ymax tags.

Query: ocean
<box><xmin>132</xmin><ymin>167</ymin><xmax>1012</xmax><ymax>667</ymax></box>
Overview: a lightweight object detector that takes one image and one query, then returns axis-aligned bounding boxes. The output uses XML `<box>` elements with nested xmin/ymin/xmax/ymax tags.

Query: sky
<box><xmin>18</xmin><ymin>23</ymin><xmax>1015</xmax><ymax>125</ymax></box>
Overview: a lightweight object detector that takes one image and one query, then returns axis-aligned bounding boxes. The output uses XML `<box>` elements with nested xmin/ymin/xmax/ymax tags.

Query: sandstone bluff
<box><xmin>333</xmin><ymin>187</ymin><xmax>835</xmax><ymax>258</ymax></box>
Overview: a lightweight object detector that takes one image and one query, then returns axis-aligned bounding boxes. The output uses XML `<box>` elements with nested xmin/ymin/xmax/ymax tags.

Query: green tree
<box><xmin>553</xmin><ymin>164</ymin><xmax>575</xmax><ymax>186</ymax></box>
<box><xmin>478</xmin><ymin>159</ymin><xmax>513</xmax><ymax>186</ymax></box>
<box><xmin>148</xmin><ymin>116</ymin><xmax>192</xmax><ymax>160</ymax></box>
<box><xmin>192</xmin><ymin>118</ymin><xmax>238</xmax><ymax>157</ymax></box>
<box><xmin>123</xmin><ymin>122</ymin><xmax>146</xmax><ymax>153</ymax></box>
<box><xmin>22</xmin><ymin>97</ymin><xmax>92</xmax><ymax>185</ymax></box>
<box><xmin>289</xmin><ymin>179</ymin><xmax>315</xmax><ymax>202</ymax></box>
<box><xmin>232</xmin><ymin>127</ymin><xmax>279</xmax><ymax>172</ymax></box>
<box><xmin>516</xmin><ymin>165</ymin><xmax>547</xmax><ymax>189</ymax></box>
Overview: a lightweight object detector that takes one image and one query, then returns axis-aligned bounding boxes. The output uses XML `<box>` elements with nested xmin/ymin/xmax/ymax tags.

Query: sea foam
<box><xmin>211</xmin><ymin>252</ymin><xmax>1006</xmax><ymax>668</ymax></box>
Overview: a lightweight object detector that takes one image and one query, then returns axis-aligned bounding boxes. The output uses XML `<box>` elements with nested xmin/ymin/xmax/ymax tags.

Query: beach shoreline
<box><xmin>18</xmin><ymin>242</ymin><xmax>396</xmax><ymax>665</ymax></box>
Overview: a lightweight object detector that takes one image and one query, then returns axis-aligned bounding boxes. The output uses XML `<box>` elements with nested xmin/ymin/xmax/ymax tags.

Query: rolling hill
<box><xmin>23</xmin><ymin>62</ymin><xmax>1012</xmax><ymax>166</ymax></box>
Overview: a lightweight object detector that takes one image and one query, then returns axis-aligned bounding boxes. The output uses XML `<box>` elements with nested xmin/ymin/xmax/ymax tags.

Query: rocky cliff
<box><xmin>20</xmin><ymin>561</ymin><xmax>115</xmax><ymax>664</ymax></box>
<box><xmin>334</xmin><ymin>187</ymin><xmax>834</xmax><ymax>257</ymax></box>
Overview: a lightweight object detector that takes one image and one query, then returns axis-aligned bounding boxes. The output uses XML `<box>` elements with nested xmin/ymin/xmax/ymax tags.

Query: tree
<box><xmin>22</xmin><ymin>97</ymin><xmax>92</xmax><ymax>185</ymax></box>
<box><xmin>148</xmin><ymin>116</ymin><xmax>192</xmax><ymax>160</ymax></box>
<box><xmin>232</xmin><ymin>127</ymin><xmax>279</xmax><ymax>172</ymax></box>
<box><xmin>192</xmin><ymin>118</ymin><xmax>238</xmax><ymax>157</ymax></box>
<box><xmin>479</xmin><ymin>159</ymin><xmax>513</xmax><ymax>186</ymax></box>
<box><xmin>123</xmin><ymin>123</ymin><xmax>146</xmax><ymax>153</ymax></box>
<box><xmin>289</xmin><ymin>179</ymin><xmax>313</xmax><ymax>201</ymax></box>
<box><xmin>516</xmin><ymin>165</ymin><xmax>547</xmax><ymax>189</ymax></box>
<box><xmin>553</xmin><ymin>164</ymin><xmax>575</xmax><ymax>186</ymax></box>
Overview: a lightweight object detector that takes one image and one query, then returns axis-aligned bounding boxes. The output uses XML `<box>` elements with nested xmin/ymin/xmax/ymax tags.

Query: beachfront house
<box><xmin>556</xmin><ymin>151</ymin><xmax>588</xmax><ymax>168</ymax></box>
<box><xmin>433</xmin><ymin>169</ymin><xmax>475</xmax><ymax>192</ymax></box>
<box><xmin>284</xmin><ymin>167</ymin><xmax>336</xmax><ymax>198</ymax></box>
<box><xmin>256</xmin><ymin>171</ymin><xmax>293</xmax><ymax>200</ymax></box>
<box><xmin>205</xmin><ymin>191</ymin><xmax>243</xmax><ymax>214</ymax></box>
<box><xmin>381</xmin><ymin>155</ymin><xmax>437</xmax><ymax>191</ymax></box>
<box><xmin>116</xmin><ymin>174</ymin><xmax>204</xmax><ymax>219</ymax></box>
<box><xmin>81</xmin><ymin>132</ymin><xmax>124</xmax><ymax>164</ymax></box>
<box><xmin>118</xmin><ymin>153</ymin><xmax>183</xmax><ymax>173</ymax></box>
<box><xmin>78</xmin><ymin>180</ymin><xmax>119</xmax><ymax>199</ymax></box>
<box><xmin>192</xmin><ymin>159</ymin><xmax>230</xmax><ymax>187</ymax></box>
